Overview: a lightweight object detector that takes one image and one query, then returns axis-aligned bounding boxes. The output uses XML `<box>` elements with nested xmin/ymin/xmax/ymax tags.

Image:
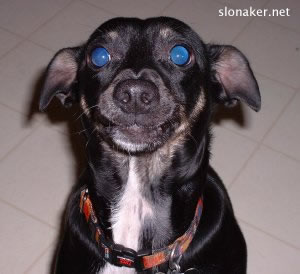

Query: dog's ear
<box><xmin>208</xmin><ymin>44</ymin><xmax>261</xmax><ymax>111</ymax></box>
<box><xmin>39</xmin><ymin>47</ymin><xmax>81</xmax><ymax>111</ymax></box>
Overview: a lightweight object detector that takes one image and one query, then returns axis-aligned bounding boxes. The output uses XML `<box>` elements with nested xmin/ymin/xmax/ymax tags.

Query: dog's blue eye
<box><xmin>91</xmin><ymin>47</ymin><xmax>110</xmax><ymax>67</ymax></box>
<box><xmin>170</xmin><ymin>45</ymin><xmax>190</xmax><ymax>66</ymax></box>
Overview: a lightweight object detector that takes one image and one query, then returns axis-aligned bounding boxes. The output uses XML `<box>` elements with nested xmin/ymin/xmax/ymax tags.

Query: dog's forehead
<box><xmin>88</xmin><ymin>17</ymin><xmax>194</xmax><ymax>43</ymax></box>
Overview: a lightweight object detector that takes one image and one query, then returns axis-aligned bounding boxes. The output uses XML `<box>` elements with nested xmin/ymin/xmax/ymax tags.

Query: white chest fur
<box><xmin>100</xmin><ymin>158</ymin><xmax>153</xmax><ymax>274</ymax></box>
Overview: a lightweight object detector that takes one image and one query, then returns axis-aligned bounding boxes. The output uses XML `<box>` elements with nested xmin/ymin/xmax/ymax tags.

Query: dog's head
<box><xmin>40</xmin><ymin>17</ymin><xmax>260</xmax><ymax>154</ymax></box>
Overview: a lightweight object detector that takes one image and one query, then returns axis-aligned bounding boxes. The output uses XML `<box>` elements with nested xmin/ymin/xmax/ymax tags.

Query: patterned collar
<box><xmin>79</xmin><ymin>187</ymin><xmax>203</xmax><ymax>272</ymax></box>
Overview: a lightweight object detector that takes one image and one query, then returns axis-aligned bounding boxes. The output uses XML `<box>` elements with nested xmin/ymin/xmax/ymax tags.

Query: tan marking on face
<box><xmin>108</xmin><ymin>31</ymin><xmax>119</xmax><ymax>40</ymax></box>
<box><xmin>159</xmin><ymin>27</ymin><xmax>173</xmax><ymax>38</ymax></box>
<box><xmin>151</xmin><ymin>91</ymin><xmax>206</xmax><ymax>173</ymax></box>
<box><xmin>174</xmin><ymin>104</ymin><xmax>190</xmax><ymax>135</ymax></box>
<box><xmin>191</xmin><ymin>91</ymin><xmax>206</xmax><ymax>121</ymax></box>
<box><xmin>80</xmin><ymin>96</ymin><xmax>91</xmax><ymax>118</ymax></box>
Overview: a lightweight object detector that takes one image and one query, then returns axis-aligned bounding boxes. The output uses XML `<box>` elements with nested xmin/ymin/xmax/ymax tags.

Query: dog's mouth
<box><xmin>104</xmin><ymin>121</ymin><xmax>176</xmax><ymax>153</ymax></box>
<box><xmin>93</xmin><ymin>73</ymin><xmax>181</xmax><ymax>153</ymax></box>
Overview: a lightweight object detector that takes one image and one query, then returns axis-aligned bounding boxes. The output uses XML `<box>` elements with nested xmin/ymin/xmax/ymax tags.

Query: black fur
<box><xmin>40</xmin><ymin>17</ymin><xmax>260</xmax><ymax>274</ymax></box>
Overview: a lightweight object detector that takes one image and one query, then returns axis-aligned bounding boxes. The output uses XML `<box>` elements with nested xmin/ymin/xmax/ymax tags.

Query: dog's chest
<box><xmin>100</xmin><ymin>158</ymin><xmax>153</xmax><ymax>274</ymax></box>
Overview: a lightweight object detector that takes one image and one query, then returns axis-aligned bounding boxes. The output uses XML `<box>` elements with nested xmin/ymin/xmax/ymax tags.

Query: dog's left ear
<box><xmin>208</xmin><ymin>44</ymin><xmax>261</xmax><ymax>111</ymax></box>
<box><xmin>39</xmin><ymin>47</ymin><xmax>81</xmax><ymax>111</ymax></box>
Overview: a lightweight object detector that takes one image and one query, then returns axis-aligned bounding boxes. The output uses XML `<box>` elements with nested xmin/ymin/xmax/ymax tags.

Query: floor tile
<box><xmin>264</xmin><ymin>91</ymin><xmax>300</xmax><ymax>161</ymax></box>
<box><xmin>0</xmin><ymin>0</ymin><xmax>73</xmax><ymax>37</ymax></box>
<box><xmin>233</xmin><ymin>18</ymin><xmax>300</xmax><ymax>89</ymax></box>
<box><xmin>216</xmin><ymin>0</ymin><xmax>269</xmax><ymax>9</ymax></box>
<box><xmin>30</xmin><ymin>1</ymin><xmax>113</xmax><ymax>52</ymax></box>
<box><xmin>0</xmin><ymin>104</ymin><xmax>38</xmax><ymax>160</ymax></box>
<box><xmin>265</xmin><ymin>0</ymin><xmax>300</xmax><ymax>33</ymax></box>
<box><xmin>214</xmin><ymin>75</ymin><xmax>295</xmax><ymax>141</ymax></box>
<box><xmin>25</xmin><ymin>244</ymin><xmax>56</xmax><ymax>274</ymax></box>
<box><xmin>210</xmin><ymin>125</ymin><xmax>257</xmax><ymax>186</ymax></box>
<box><xmin>240</xmin><ymin>222</ymin><xmax>300</xmax><ymax>274</ymax></box>
<box><xmin>162</xmin><ymin>0</ymin><xmax>252</xmax><ymax>43</ymax></box>
<box><xmin>84</xmin><ymin>0</ymin><xmax>173</xmax><ymax>18</ymax></box>
<box><xmin>0</xmin><ymin>28</ymin><xmax>21</xmax><ymax>58</ymax></box>
<box><xmin>0</xmin><ymin>125</ymin><xmax>79</xmax><ymax>227</ymax></box>
<box><xmin>230</xmin><ymin>146</ymin><xmax>300</xmax><ymax>248</ymax></box>
<box><xmin>0</xmin><ymin>41</ymin><xmax>53</xmax><ymax>115</ymax></box>
<box><xmin>0</xmin><ymin>201</ymin><xmax>55</xmax><ymax>274</ymax></box>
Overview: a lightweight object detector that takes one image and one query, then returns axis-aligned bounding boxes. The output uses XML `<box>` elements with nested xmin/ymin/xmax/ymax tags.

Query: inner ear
<box><xmin>39</xmin><ymin>47</ymin><xmax>81</xmax><ymax>111</ymax></box>
<box><xmin>209</xmin><ymin>45</ymin><xmax>261</xmax><ymax>111</ymax></box>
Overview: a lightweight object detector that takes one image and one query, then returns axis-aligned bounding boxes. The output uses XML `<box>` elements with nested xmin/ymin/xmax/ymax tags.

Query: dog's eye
<box><xmin>91</xmin><ymin>47</ymin><xmax>110</xmax><ymax>67</ymax></box>
<box><xmin>170</xmin><ymin>45</ymin><xmax>190</xmax><ymax>66</ymax></box>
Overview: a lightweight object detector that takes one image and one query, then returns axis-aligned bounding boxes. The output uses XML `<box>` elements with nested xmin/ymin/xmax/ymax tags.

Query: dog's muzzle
<box><xmin>113</xmin><ymin>79</ymin><xmax>160</xmax><ymax>115</ymax></box>
<box><xmin>97</xmin><ymin>69</ymin><xmax>179</xmax><ymax>153</ymax></box>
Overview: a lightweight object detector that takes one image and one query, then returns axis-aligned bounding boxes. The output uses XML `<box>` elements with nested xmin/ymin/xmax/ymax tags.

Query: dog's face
<box><xmin>39</xmin><ymin>17</ymin><xmax>260</xmax><ymax>154</ymax></box>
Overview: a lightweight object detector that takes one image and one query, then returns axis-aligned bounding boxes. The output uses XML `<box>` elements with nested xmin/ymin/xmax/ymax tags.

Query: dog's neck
<box><xmin>83</xmin><ymin>120</ymin><xmax>209</xmax><ymax>253</ymax></box>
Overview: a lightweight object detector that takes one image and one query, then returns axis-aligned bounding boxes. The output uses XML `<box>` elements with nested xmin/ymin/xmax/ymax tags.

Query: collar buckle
<box><xmin>111</xmin><ymin>244</ymin><xmax>137</xmax><ymax>269</ymax></box>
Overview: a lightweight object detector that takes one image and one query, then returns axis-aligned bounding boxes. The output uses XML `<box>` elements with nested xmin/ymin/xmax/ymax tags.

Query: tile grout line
<box><xmin>0</xmin><ymin>5</ymin><xmax>62</xmax><ymax>62</ymax></box>
<box><xmin>229</xmin><ymin>0</ymin><xmax>300</xmax><ymax>46</ymax></box>
<box><xmin>157</xmin><ymin>0</ymin><xmax>177</xmax><ymax>15</ymax></box>
<box><xmin>231</xmin><ymin>0</ymin><xmax>271</xmax><ymax>43</ymax></box>
<box><xmin>0</xmin><ymin>122</ymin><xmax>43</xmax><ymax>163</ymax></box>
<box><xmin>24</xmin><ymin>38</ymin><xmax>56</xmax><ymax>53</ymax></box>
<box><xmin>216</xmin><ymin>0</ymin><xmax>271</xmax><ymax>45</ymax></box>
<box><xmin>254</xmin><ymin>71</ymin><xmax>299</xmax><ymax>91</ymax></box>
<box><xmin>258</xmin><ymin>87</ymin><xmax>300</xmax><ymax>160</ymax></box>
<box><xmin>262</xmin><ymin>143</ymin><xmax>300</xmax><ymax>163</ymax></box>
<box><xmin>230</xmin><ymin>2</ymin><xmax>271</xmax><ymax>45</ymax></box>
<box><xmin>0</xmin><ymin>118</ymin><xmax>47</xmax><ymax>164</ymax></box>
<box><xmin>80</xmin><ymin>0</ymin><xmax>177</xmax><ymax>18</ymax></box>
<box><xmin>0</xmin><ymin>101</ymin><xmax>32</xmax><ymax>116</ymax></box>
<box><xmin>0</xmin><ymin>1</ymin><xmax>77</xmax><ymax>61</ymax></box>
<box><xmin>238</xmin><ymin>218</ymin><xmax>300</xmax><ymax>252</ymax></box>
<box><xmin>0</xmin><ymin>198</ymin><xmax>56</xmax><ymax>230</ymax></box>
<box><xmin>0</xmin><ymin>37</ymin><xmax>26</xmax><ymax>62</ymax></box>
<box><xmin>78</xmin><ymin>0</ymin><xmax>119</xmax><ymax>16</ymax></box>
<box><xmin>228</xmin><ymin>80</ymin><xmax>299</xmax><ymax>189</ymax></box>
<box><xmin>26</xmin><ymin>0</ymin><xmax>121</xmax><ymax>49</ymax></box>
<box><xmin>259</xmin><ymin>88</ymin><xmax>298</xmax><ymax>144</ymax></box>
<box><xmin>227</xmin><ymin>142</ymin><xmax>261</xmax><ymax>189</ymax></box>
<box><xmin>215</xmin><ymin>123</ymin><xmax>260</xmax><ymax>144</ymax></box>
<box><xmin>0</xmin><ymin>25</ymin><xmax>26</xmax><ymax>39</ymax></box>
<box><xmin>262</xmin><ymin>16</ymin><xmax>300</xmax><ymax>37</ymax></box>
<box><xmin>217</xmin><ymin>81</ymin><xmax>298</xmax><ymax>146</ymax></box>
<box><xmin>25</xmin><ymin>0</ymin><xmax>77</xmax><ymax>40</ymax></box>
<box><xmin>23</xmin><ymin>242</ymin><xmax>55</xmax><ymax>274</ymax></box>
<box><xmin>0</xmin><ymin>26</ymin><xmax>26</xmax><ymax>61</ymax></box>
<box><xmin>231</xmin><ymin>18</ymin><xmax>254</xmax><ymax>44</ymax></box>
<box><xmin>0</xmin><ymin>101</ymin><xmax>48</xmax><ymax>128</ymax></box>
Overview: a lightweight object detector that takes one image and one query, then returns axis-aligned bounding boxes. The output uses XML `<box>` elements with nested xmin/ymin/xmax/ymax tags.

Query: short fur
<box><xmin>40</xmin><ymin>17</ymin><xmax>261</xmax><ymax>274</ymax></box>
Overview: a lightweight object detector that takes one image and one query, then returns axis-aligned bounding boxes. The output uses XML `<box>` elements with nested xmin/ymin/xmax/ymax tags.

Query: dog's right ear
<box><xmin>39</xmin><ymin>47</ymin><xmax>81</xmax><ymax>111</ymax></box>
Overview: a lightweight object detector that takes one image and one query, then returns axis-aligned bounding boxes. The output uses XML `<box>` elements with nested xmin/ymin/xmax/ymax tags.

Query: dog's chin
<box><xmin>107</xmin><ymin>124</ymin><xmax>170</xmax><ymax>153</ymax></box>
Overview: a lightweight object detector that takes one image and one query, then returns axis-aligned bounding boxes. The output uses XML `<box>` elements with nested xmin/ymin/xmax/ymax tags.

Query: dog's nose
<box><xmin>113</xmin><ymin>79</ymin><xmax>159</xmax><ymax>114</ymax></box>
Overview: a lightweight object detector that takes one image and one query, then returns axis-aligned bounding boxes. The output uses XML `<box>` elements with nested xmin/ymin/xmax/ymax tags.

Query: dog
<box><xmin>39</xmin><ymin>17</ymin><xmax>260</xmax><ymax>274</ymax></box>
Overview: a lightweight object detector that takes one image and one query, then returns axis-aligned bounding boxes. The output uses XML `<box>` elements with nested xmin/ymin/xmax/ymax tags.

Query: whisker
<box><xmin>85</xmin><ymin>127</ymin><xmax>97</xmax><ymax>149</ymax></box>
<box><xmin>75</xmin><ymin>105</ymin><xmax>99</xmax><ymax>121</ymax></box>
<box><xmin>73</xmin><ymin>128</ymin><xmax>88</xmax><ymax>135</ymax></box>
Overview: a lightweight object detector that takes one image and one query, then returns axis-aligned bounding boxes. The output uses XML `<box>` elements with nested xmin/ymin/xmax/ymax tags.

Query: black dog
<box><xmin>40</xmin><ymin>17</ymin><xmax>260</xmax><ymax>274</ymax></box>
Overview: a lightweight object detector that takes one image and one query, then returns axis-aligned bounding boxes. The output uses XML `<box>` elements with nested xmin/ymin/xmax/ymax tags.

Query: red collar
<box><xmin>79</xmin><ymin>187</ymin><xmax>203</xmax><ymax>271</ymax></box>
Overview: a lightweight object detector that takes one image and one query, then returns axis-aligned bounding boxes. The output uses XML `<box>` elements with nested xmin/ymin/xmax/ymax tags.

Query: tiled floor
<box><xmin>0</xmin><ymin>0</ymin><xmax>299</xmax><ymax>273</ymax></box>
